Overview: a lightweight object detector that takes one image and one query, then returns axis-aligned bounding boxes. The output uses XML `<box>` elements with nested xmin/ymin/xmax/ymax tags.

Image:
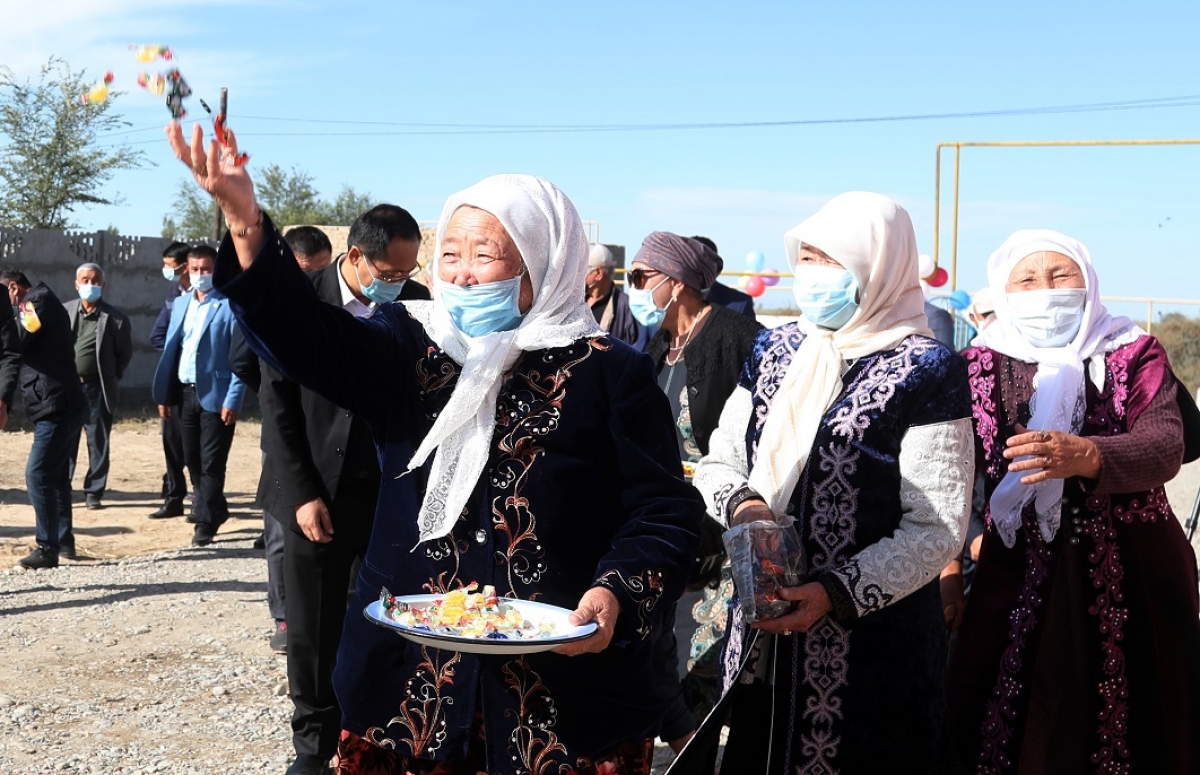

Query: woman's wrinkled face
<box><xmin>795</xmin><ymin>243</ymin><xmax>845</xmax><ymax>269</ymax></box>
<box><xmin>1006</xmin><ymin>251</ymin><xmax>1085</xmax><ymax>293</ymax></box>
<box><xmin>438</xmin><ymin>206</ymin><xmax>534</xmax><ymax>312</ymax></box>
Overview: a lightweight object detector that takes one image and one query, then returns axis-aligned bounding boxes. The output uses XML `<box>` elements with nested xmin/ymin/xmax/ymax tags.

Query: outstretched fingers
<box><xmin>165</xmin><ymin>121</ymin><xmax>190</xmax><ymax>164</ymax></box>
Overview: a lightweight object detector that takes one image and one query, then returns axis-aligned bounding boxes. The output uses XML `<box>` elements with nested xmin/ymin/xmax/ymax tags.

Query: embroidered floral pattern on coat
<box><xmin>489</xmin><ymin>343</ymin><xmax>600</xmax><ymax>597</ymax></box>
<box><xmin>718</xmin><ymin>324</ymin><xmax>971</xmax><ymax>775</ymax></box>
<box><xmin>366</xmin><ymin>646</ymin><xmax>461</xmax><ymax>758</ymax></box>
<box><xmin>595</xmin><ymin>568</ymin><xmax>664</xmax><ymax>640</ymax></box>
<box><xmin>963</xmin><ymin>342</ymin><xmax>1181</xmax><ymax>775</ymax></box>
<box><xmin>501</xmin><ymin>659</ymin><xmax>571</xmax><ymax>775</ymax></box>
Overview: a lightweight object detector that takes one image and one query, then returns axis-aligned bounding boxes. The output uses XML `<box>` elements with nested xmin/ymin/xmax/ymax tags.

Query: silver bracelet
<box><xmin>233</xmin><ymin>207</ymin><xmax>263</xmax><ymax>238</ymax></box>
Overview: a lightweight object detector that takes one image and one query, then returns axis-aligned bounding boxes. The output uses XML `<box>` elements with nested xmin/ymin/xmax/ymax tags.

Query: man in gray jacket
<box><xmin>64</xmin><ymin>263</ymin><xmax>133</xmax><ymax>511</ymax></box>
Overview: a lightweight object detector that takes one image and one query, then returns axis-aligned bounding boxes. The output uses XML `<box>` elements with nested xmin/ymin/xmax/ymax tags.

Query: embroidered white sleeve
<box><xmin>829</xmin><ymin>417</ymin><xmax>975</xmax><ymax>618</ymax></box>
<box><xmin>694</xmin><ymin>386</ymin><xmax>754</xmax><ymax>526</ymax></box>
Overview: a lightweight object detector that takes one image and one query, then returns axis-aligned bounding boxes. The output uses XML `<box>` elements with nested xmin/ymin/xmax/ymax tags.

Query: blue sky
<box><xmin>3</xmin><ymin>0</ymin><xmax>1198</xmax><ymax>318</ymax></box>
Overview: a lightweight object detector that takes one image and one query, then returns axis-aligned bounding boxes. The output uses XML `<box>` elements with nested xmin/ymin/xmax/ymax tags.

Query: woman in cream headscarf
<box><xmin>946</xmin><ymin>230</ymin><xmax>1200</xmax><ymax>775</ymax></box>
<box><xmin>167</xmin><ymin>122</ymin><xmax>703</xmax><ymax>775</ymax></box>
<box><xmin>694</xmin><ymin>192</ymin><xmax>974</xmax><ymax>774</ymax></box>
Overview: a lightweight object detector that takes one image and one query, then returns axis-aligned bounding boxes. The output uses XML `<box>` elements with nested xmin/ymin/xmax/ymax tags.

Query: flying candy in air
<box><xmin>78</xmin><ymin>72</ymin><xmax>114</xmax><ymax>105</ymax></box>
<box><xmin>130</xmin><ymin>44</ymin><xmax>174</xmax><ymax>62</ymax></box>
<box><xmin>16</xmin><ymin>301</ymin><xmax>41</xmax><ymax>334</ymax></box>
<box><xmin>164</xmin><ymin>69</ymin><xmax>192</xmax><ymax>120</ymax></box>
<box><xmin>137</xmin><ymin>72</ymin><xmax>166</xmax><ymax>96</ymax></box>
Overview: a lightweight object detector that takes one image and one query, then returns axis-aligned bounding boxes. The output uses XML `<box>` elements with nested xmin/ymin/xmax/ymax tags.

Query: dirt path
<box><xmin>0</xmin><ymin>419</ymin><xmax>265</xmax><ymax>562</ymax></box>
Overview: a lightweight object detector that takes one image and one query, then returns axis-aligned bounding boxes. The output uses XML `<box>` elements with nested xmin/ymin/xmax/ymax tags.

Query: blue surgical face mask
<box><xmin>355</xmin><ymin>257</ymin><xmax>406</xmax><ymax>304</ymax></box>
<box><xmin>190</xmin><ymin>272</ymin><xmax>214</xmax><ymax>293</ymax></box>
<box><xmin>792</xmin><ymin>264</ymin><xmax>859</xmax><ymax>330</ymax></box>
<box><xmin>78</xmin><ymin>283</ymin><xmax>102</xmax><ymax>303</ymax></box>
<box><xmin>1006</xmin><ymin>288</ymin><xmax>1086</xmax><ymax>347</ymax></box>
<box><xmin>163</xmin><ymin>265</ymin><xmax>180</xmax><ymax>282</ymax></box>
<box><xmin>628</xmin><ymin>277</ymin><xmax>672</xmax><ymax>328</ymax></box>
<box><xmin>441</xmin><ymin>274</ymin><xmax>525</xmax><ymax>337</ymax></box>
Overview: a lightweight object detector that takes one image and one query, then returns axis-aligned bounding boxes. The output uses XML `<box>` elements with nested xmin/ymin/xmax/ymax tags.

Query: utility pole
<box><xmin>210</xmin><ymin>87</ymin><xmax>228</xmax><ymax>242</ymax></box>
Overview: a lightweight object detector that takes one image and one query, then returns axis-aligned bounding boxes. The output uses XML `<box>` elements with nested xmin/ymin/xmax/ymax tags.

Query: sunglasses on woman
<box><xmin>626</xmin><ymin>268</ymin><xmax>664</xmax><ymax>290</ymax></box>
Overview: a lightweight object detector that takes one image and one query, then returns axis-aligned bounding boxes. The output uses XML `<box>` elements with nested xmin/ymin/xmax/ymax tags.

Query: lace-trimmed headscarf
<box><xmin>403</xmin><ymin>174</ymin><xmax>603</xmax><ymax>544</ymax></box>
<box><xmin>748</xmin><ymin>192</ymin><xmax>932</xmax><ymax>517</ymax></box>
<box><xmin>975</xmin><ymin>229</ymin><xmax>1141</xmax><ymax>547</ymax></box>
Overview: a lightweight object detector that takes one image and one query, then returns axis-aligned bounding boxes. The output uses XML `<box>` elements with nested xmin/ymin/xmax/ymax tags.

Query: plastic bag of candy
<box><xmin>723</xmin><ymin>517</ymin><xmax>807</xmax><ymax>623</ymax></box>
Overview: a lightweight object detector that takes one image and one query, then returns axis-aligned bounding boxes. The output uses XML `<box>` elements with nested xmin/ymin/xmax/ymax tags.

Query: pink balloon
<box><xmin>928</xmin><ymin>266</ymin><xmax>949</xmax><ymax>288</ymax></box>
<box><xmin>761</xmin><ymin>268</ymin><xmax>781</xmax><ymax>287</ymax></box>
<box><xmin>745</xmin><ymin>276</ymin><xmax>766</xmax><ymax>298</ymax></box>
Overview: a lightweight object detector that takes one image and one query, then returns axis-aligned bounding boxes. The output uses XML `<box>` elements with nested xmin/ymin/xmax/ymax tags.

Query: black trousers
<box><xmin>179</xmin><ymin>386</ymin><xmax>235</xmax><ymax>528</ymax></box>
<box><xmin>283</xmin><ymin>479</ymin><xmax>376</xmax><ymax>758</ymax></box>
<box><xmin>68</xmin><ymin>379</ymin><xmax>113</xmax><ymax>499</ymax></box>
<box><xmin>161</xmin><ymin>403</ymin><xmax>191</xmax><ymax>504</ymax></box>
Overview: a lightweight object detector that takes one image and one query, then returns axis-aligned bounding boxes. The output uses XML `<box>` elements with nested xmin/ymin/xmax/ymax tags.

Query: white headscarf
<box><xmin>748</xmin><ymin>192</ymin><xmax>933</xmax><ymax>516</ymax></box>
<box><xmin>975</xmin><ymin>229</ymin><xmax>1142</xmax><ymax>547</ymax></box>
<box><xmin>402</xmin><ymin>174</ymin><xmax>603</xmax><ymax>544</ymax></box>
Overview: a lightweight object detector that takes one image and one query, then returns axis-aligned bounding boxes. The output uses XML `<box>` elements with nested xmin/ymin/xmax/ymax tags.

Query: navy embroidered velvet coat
<box><xmin>213</xmin><ymin>222</ymin><xmax>703</xmax><ymax>774</ymax></box>
<box><xmin>698</xmin><ymin>323</ymin><xmax>974</xmax><ymax>774</ymax></box>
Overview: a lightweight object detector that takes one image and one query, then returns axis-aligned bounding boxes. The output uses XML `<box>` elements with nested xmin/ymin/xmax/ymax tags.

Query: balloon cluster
<box><xmin>737</xmin><ymin>251</ymin><xmax>781</xmax><ymax>298</ymax></box>
<box><xmin>918</xmin><ymin>254</ymin><xmax>949</xmax><ymax>288</ymax></box>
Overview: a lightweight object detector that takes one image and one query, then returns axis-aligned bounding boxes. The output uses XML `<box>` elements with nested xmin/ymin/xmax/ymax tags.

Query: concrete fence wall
<box><xmin>1</xmin><ymin>227</ymin><xmax>203</xmax><ymax>412</ymax></box>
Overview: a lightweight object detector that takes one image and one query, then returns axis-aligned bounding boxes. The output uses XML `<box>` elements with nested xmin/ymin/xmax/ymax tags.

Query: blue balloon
<box><xmin>947</xmin><ymin>289</ymin><xmax>971</xmax><ymax>310</ymax></box>
<box><xmin>745</xmin><ymin>250</ymin><xmax>766</xmax><ymax>272</ymax></box>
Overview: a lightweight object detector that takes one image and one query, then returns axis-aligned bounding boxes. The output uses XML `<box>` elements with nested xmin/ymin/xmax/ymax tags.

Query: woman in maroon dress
<box><xmin>947</xmin><ymin>229</ymin><xmax>1200</xmax><ymax>775</ymax></box>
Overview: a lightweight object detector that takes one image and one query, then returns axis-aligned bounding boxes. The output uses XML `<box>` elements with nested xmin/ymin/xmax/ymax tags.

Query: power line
<box><xmin>93</xmin><ymin>93</ymin><xmax>1200</xmax><ymax>148</ymax></box>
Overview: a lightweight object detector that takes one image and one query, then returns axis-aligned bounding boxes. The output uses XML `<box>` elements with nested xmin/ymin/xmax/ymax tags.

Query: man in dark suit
<box><xmin>259</xmin><ymin>225</ymin><xmax>339</xmax><ymax>656</ymax></box>
<box><xmin>64</xmin><ymin>263</ymin><xmax>134</xmax><ymax>511</ymax></box>
<box><xmin>282</xmin><ymin>225</ymin><xmax>334</xmax><ymax>272</ymax></box>
<box><xmin>149</xmin><ymin>241</ymin><xmax>194</xmax><ymax>519</ymax></box>
<box><xmin>152</xmin><ymin>245</ymin><xmax>248</xmax><ymax>547</ymax></box>
<box><xmin>691</xmin><ymin>236</ymin><xmax>757</xmax><ymax>321</ymax></box>
<box><xmin>260</xmin><ymin>205</ymin><xmax>430</xmax><ymax>775</ymax></box>
<box><xmin>924</xmin><ymin>299</ymin><xmax>956</xmax><ymax>348</ymax></box>
<box><xmin>1</xmin><ymin>268</ymin><xmax>88</xmax><ymax>569</ymax></box>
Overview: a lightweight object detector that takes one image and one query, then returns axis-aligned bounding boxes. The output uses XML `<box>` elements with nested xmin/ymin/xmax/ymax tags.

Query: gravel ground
<box><xmin>0</xmin><ymin>533</ymin><xmax>681</xmax><ymax>774</ymax></box>
<box><xmin>0</xmin><ymin>538</ymin><xmax>295</xmax><ymax>774</ymax></box>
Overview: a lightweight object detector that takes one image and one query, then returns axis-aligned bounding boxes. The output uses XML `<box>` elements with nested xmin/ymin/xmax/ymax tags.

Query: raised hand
<box><xmin>165</xmin><ymin>121</ymin><xmax>264</xmax><ymax>267</ymax></box>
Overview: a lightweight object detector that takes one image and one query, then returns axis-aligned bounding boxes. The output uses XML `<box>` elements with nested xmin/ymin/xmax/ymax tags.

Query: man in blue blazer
<box><xmin>151</xmin><ymin>244</ymin><xmax>247</xmax><ymax>547</ymax></box>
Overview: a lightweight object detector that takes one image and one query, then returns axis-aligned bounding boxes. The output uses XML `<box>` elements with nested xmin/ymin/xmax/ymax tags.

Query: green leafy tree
<box><xmin>1149</xmin><ymin>312</ymin><xmax>1200</xmax><ymax>395</ymax></box>
<box><xmin>162</xmin><ymin>165</ymin><xmax>371</xmax><ymax>237</ymax></box>
<box><xmin>319</xmin><ymin>185</ymin><xmax>374</xmax><ymax>226</ymax></box>
<box><xmin>161</xmin><ymin>179</ymin><xmax>218</xmax><ymax>241</ymax></box>
<box><xmin>257</xmin><ymin>164</ymin><xmax>325</xmax><ymax>228</ymax></box>
<box><xmin>0</xmin><ymin>57</ymin><xmax>145</xmax><ymax>229</ymax></box>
